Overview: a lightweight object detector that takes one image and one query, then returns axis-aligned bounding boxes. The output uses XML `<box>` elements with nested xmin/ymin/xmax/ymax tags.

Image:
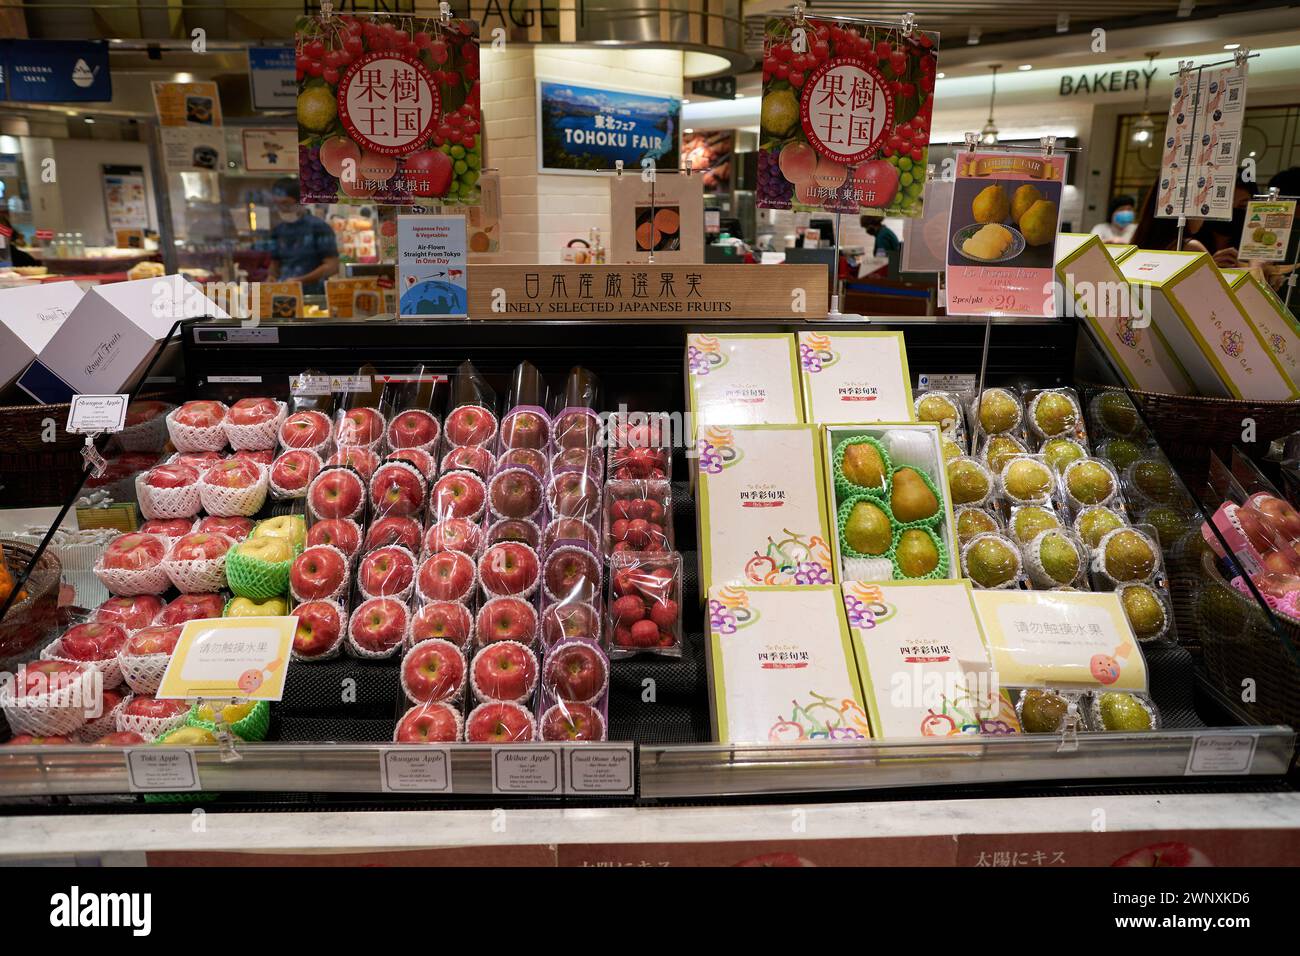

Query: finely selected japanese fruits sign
<box><xmin>757</xmin><ymin>17</ymin><xmax>939</xmax><ymax>217</ymax></box>
<box><xmin>295</xmin><ymin>12</ymin><xmax>481</xmax><ymax>205</ymax></box>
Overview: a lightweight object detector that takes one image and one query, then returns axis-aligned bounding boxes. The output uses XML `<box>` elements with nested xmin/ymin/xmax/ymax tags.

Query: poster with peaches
<box><xmin>756</xmin><ymin>16</ymin><xmax>939</xmax><ymax>217</ymax></box>
<box><xmin>608</xmin><ymin>172</ymin><xmax>704</xmax><ymax>264</ymax></box>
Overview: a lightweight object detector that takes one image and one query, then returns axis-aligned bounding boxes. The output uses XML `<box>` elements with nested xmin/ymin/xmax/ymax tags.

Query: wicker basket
<box><xmin>0</xmin><ymin>402</ymin><xmax>85</xmax><ymax>508</ymax></box>
<box><xmin>0</xmin><ymin>540</ymin><xmax>63</xmax><ymax>667</ymax></box>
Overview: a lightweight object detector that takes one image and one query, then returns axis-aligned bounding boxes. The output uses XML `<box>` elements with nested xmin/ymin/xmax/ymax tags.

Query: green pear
<box><xmin>896</xmin><ymin>529</ymin><xmax>940</xmax><ymax>577</ymax></box>
<box><xmin>841</xmin><ymin>441</ymin><xmax>886</xmax><ymax>490</ymax></box>
<box><xmin>844</xmin><ymin>501</ymin><xmax>892</xmax><ymax>556</ymax></box>
<box><xmin>890</xmin><ymin>467</ymin><xmax>938</xmax><ymax>522</ymax></box>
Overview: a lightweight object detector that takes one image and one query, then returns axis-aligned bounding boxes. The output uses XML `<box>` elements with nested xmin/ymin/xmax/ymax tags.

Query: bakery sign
<box><xmin>466</xmin><ymin>265</ymin><xmax>828</xmax><ymax>319</ymax></box>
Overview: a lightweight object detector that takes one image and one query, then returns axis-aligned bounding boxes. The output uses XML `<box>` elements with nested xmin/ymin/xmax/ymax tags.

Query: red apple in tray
<box><xmin>167</xmin><ymin>400</ymin><xmax>228</xmax><ymax>452</ymax></box>
<box><xmin>228</xmin><ymin>397</ymin><xmax>280</xmax><ymax>426</ymax></box>
<box><xmin>471</xmin><ymin>640</ymin><xmax>537</xmax><ymax>703</ymax></box>
<box><xmin>499</xmin><ymin>409</ymin><xmax>550</xmax><ymax>451</ymax></box>
<box><xmin>441</xmin><ymin>445</ymin><xmax>494</xmax><ymax>477</ymax></box>
<box><xmin>269</xmin><ymin>449</ymin><xmax>323</xmax><ymax>496</ymax></box>
<box><xmin>465</xmin><ymin>701</ymin><xmax>535</xmax><ymax>743</ymax></box>
<box><xmin>387</xmin><ymin>447</ymin><xmax>436</xmax><ymax>481</ymax></box>
<box><xmin>143</xmin><ymin>462</ymin><xmax>199</xmax><ymax>490</ymax></box>
<box><xmin>394</xmin><ymin>701</ymin><xmax>462</xmax><ymax>743</ymax></box>
<box><xmin>12</xmin><ymin>660</ymin><xmax>87</xmax><ymax>698</ymax></box>
<box><xmin>95</xmin><ymin>595</ymin><xmax>164</xmax><ymax>633</ymax></box>
<box><xmin>56</xmin><ymin>622</ymin><xmax>128</xmax><ymax>661</ymax></box>
<box><xmin>541</xmin><ymin>601</ymin><xmax>601</xmax><ymax>649</ymax></box>
<box><xmin>543</xmin><ymin>640</ymin><xmax>608</xmax><ymax>703</ymax></box>
<box><xmin>548</xmin><ymin>471</ymin><xmax>601</xmax><ymax>522</ymax></box>
<box><xmin>306</xmin><ymin>517</ymin><xmax>363</xmax><ymax>557</ymax></box>
<box><xmin>552</xmin><ymin>446</ymin><xmax>602</xmax><ymax>479</ymax></box>
<box><xmin>291</xmin><ymin>601</ymin><xmax>346</xmax><ymax>659</ymax></box>
<box><xmin>123</xmin><ymin>695</ymin><xmax>188</xmax><ymax>720</ymax></box>
<box><xmin>348</xmin><ymin>597</ymin><xmax>409</xmax><ymax>656</ymax></box>
<box><xmin>416</xmin><ymin>550</ymin><xmax>476</xmax><ymax>604</ymax></box>
<box><xmin>444</xmin><ymin>404</ymin><xmax>498</xmax><ymax>448</ymax></box>
<box><xmin>554</xmin><ymin>409</ymin><xmax>600</xmax><ymax>450</ymax></box>
<box><xmin>196</xmin><ymin>515</ymin><xmax>254</xmax><ymax>541</ymax></box>
<box><xmin>423</xmin><ymin>518</ymin><xmax>483</xmax><ymax>557</ymax></box>
<box><xmin>542</xmin><ymin>518</ymin><xmax>600</xmax><ymax>553</ymax></box>
<box><xmin>279</xmin><ymin>410</ymin><xmax>332</xmax><ymax>451</ymax></box>
<box><xmin>92</xmin><ymin>731</ymin><xmax>148</xmax><ymax>747</ymax></box>
<box><xmin>308</xmin><ymin>467</ymin><xmax>366</xmax><ymax>520</ymax></box>
<box><xmin>156</xmin><ymin>593</ymin><xmax>225</xmax><ymax>627</ymax></box>
<box><xmin>478</xmin><ymin>541</ymin><xmax>540</xmax><ymax>597</ymax></box>
<box><xmin>101</xmin><ymin>532</ymin><xmax>167</xmax><ymax>570</ymax></box>
<box><xmin>543</xmin><ymin>545</ymin><xmax>601</xmax><ymax>603</ymax></box>
<box><xmin>497</xmin><ymin>447</ymin><xmax>548</xmax><ymax>477</ymax></box>
<box><xmin>541</xmin><ymin>701</ymin><xmax>606</xmax><ymax>741</ymax></box>
<box><xmin>401</xmin><ymin>638</ymin><xmax>467</xmax><ymax>703</ymax></box>
<box><xmin>139</xmin><ymin>518</ymin><xmax>196</xmax><ymax>539</ymax></box>
<box><xmin>476</xmin><ymin>596</ymin><xmax>537</xmax><ymax>647</ymax></box>
<box><xmin>290</xmin><ymin>545</ymin><xmax>350</xmax><ymax>602</ymax></box>
<box><xmin>387</xmin><ymin>409</ymin><xmax>440</xmax><ymax>450</ymax></box>
<box><xmin>431</xmin><ymin>470</ymin><xmax>486</xmax><ymax>521</ymax></box>
<box><xmin>232</xmin><ymin>449</ymin><xmax>275</xmax><ymax>466</ymax></box>
<box><xmin>487</xmin><ymin>468</ymin><xmax>543</xmax><ymax>520</ymax></box>
<box><xmin>336</xmin><ymin>407</ymin><xmax>385</xmax><ymax>447</ymax></box>
<box><xmin>327</xmin><ymin>445</ymin><xmax>380</xmax><ymax>481</ymax></box>
<box><xmin>365</xmin><ymin>515</ymin><xmax>423</xmax><ymax>554</ymax></box>
<box><xmin>125</xmin><ymin>625</ymin><xmax>182</xmax><ymax>657</ymax></box>
<box><xmin>370</xmin><ymin>461</ymin><xmax>426</xmax><ymax>517</ymax></box>
<box><xmin>485</xmin><ymin>518</ymin><xmax>541</xmax><ymax>551</ymax></box>
<box><xmin>168</xmin><ymin>531</ymin><xmax>234</xmax><ymax>563</ymax></box>
<box><xmin>171</xmin><ymin>400</ymin><xmax>227</xmax><ymax>428</ymax></box>
<box><xmin>410</xmin><ymin>601</ymin><xmax>474</xmax><ymax>649</ymax></box>
<box><xmin>358</xmin><ymin>546</ymin><xmax>416</xmax><ymax>599</ymax></box>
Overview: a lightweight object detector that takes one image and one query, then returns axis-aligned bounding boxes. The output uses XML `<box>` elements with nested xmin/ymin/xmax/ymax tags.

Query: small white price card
<box><xmin>381</xmin><ymin>748</ymin><xmax>453</xmax><ymax>792</ymax></box>
<box><xmin>66</xmin><ymin>394</ymin><xmax>128</xmax><ymax>435</ymax></box>
<box><xmin>564</xmin><ymin>744</ymin><xmax>635</xmax><ymax>795</ymax></box>
<box><xmin>157</xmin><ymin>617</ymin><xmax>295</xmax><ymax>701</ymax></box>
<box><xmin>491</xmin><ymin>746</ymin><xmax>561</xmax><ymax>794</ymax></box>
<box><xmin>1185</xmin><ymin>733</ymin><xmax>1257</xmax><ymax>775</ymax></box>
<box><xmin>125</xmin><ymin>749</ymin><xmax>202</xmax><ymax>792</ymax></box>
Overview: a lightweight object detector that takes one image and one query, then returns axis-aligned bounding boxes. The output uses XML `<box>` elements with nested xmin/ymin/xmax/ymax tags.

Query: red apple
<box><xmin>410</xmin><ymin>601</ymin><xmax>473</xmax><ymax>648</ymax></box>
<box><xmin>99</xmin><ymin>686</ymin><xmax>125</xmax><ymax>715</ymax></box>
<box><xmin>649</xmin><ymin>597</ymin><xmax>679</xmax><ymax>630</ymax></box>
<box><xmin>58</xmin><ymin>622</ymin><xmax>128</xmax><ymax>661</ymax></box>
<box><xmin>476</xmin><ymin>597</ymin><xmax>537</xmax><ymax>645</ymax></box>
<box><xmin>1111</xmin><ymin>842</ymin><xmax>1213</xmax><ymax>867</ymax></box>
<box><xmin>402</xmin><ymin>638</ymin><xmax>467</xmax><ymax>702</ymax></box>
<box><xmin>432</xmin><ymin>471</ymin><xmax>486</xmax><ymax>520</ymax></box>
<box><xmin>552</xmin><ymin>447</ymin><xmax>600</xmax><ymax>475</ymax></box>
<box><xmin>196</xmin><ymin>515</ymin><xmax>254</xmax><ymax>540</ymax></box>
<box><xmin>465</xmin><ymin>701</ymin><xmax>534</xmax><ymax>742</ymax></box>
<box><xmin>232</xmin><ymin>449</ymin><xmax>275</xmax><ymax>466</ymax></box>
<box><xmin>124</xmin><ymin>695</ymin><xmax>188</xmax><ymax>719</ymax></box>
<box><xmin>14</xmin><ymin>660</ymin><xmax>85</xmax><ymax>697</ymax></box>
<box><xmin>416</xmin><ymin>550</ymin><xmax>476</xmax><ymax>603</ymax></box>
<box><xmin>387</xmin><ymin>410</ymin><xmax>440</xmax><ymax>449</ymax></box>
<box><xmin>358</xmin><ymin>546</ymin><xmax>416</xmax><ymax>597</ymax></box>
<box><xmin>171</xmin><ymin>451</ymin><xmax>223</xmax><ymax>470</ymax></box>
<box><xmin>488</xmin><ymin>469</ymin><xmax>542</xmax><ymax>519</ymax></box>
<box><xmin>387</xmin><ymin>448</ymin><xmax>435</xmax><ymax>480</ymax></box>
<box><xmin>306</xmin><ymin>517</ymin><xmax>362</xmax><ymax>556</ymax></box>
<box><xmin>541</xmin><ymin>602</ymin><xmax>600</xmax><ymax>647</ymax></box>
<box><xmin>500</xmin><ymin>409</ymin><xmax>549</xmax><ymax>450</ymax></box>
<box><xmin>101</xmin><ymin>533</ymin><xmax>166</xmax><ymax>570</ymax></box>
<box><xmin>308</xmin><ymin>468</ymin><xmax>365</xmax><ymax>519</ymax></box>
<box><xmin>395</xmin><ymin>702</ymin><xmax>461</xmax><ymax>743</ymax></box>
<box><xmin>291</xmin><ymin>601</ymin><xmax>344</xmax><ymax>657</ymax></box>
<box><xmin>270</xmin><ymin>450</ymin><xmax>322</xmax><ymax>492</ymax></box>
<box><xmin>156</xmin><ymin>593</ymin><xmax>224</xmax><ymax>626</ymax></box>
<box><xmin>228</xmin><ymin>397</ymin><xmax>280</xmax><ymax>426</ymax></box>
<box><xmin>125</xmin><ymin>625</ymin><xmax>182</xmax><ymax>656</ymax></box>
<box><xmin>337</xmin><ymin>407</ymin><xmax>385</xmax><ymax>446</ymax></box>
<box><xmin>499</xmin><ymin>448</ymin><xmax>548</xmax><ymax>476</ymax></box>
<box><xmin>365</xmin><ymin>516</ymin><xmax>423</xmax><ymax>553</ymax></box>
<box><xmin>169</xmin><ymin>532</ymin><xmax>234</xmax><ymax>563</ymax></box>
<box><xmin>404</xmin><ymin>148</ymin><xmax>455</xmax><ymax>198</ymax></box>
<box><xmin>629</xmin><ymin>619</ymin><xmax>660</xmax><ymax>647</ymax></box>
<box><xmin>349</xmin><ymin>598</ymin><xmax>408</xmax><ymax>653</ymax></box>
<box><xmin>544</xmin><ymin>547</ymin><xmax>601</xmax><ymax>602</ymax></box>
<box><xmin>543</xmin><ymin>518</ymin><xmax>600</xmax><ymax>552</ymax></box>
<box><xmin>444</xmin><ymin>405</ymin><xmax>497</xmax><ymax>447</ymax></box>
<box><xmin>423</xmin><ymin>518</ymin><xmax>482</xmax><ymax>556</ymax></box>
<box><xmin>279</xmin><ymin>410</ymin><xmax>332</xmax><ymax>449</ymax></box>
<box><xmin>327</xmin><ymin>446</ymin><xmax>380</xmax><ymax>481</ymax></box>
<box><xmin>140</xmin><ymin>518</ymin><xmax>195</xmax><ymax>538</ymax></box>
<box><xmin>471</xmin><ymin>641</ymin><xmax>537</xmax><ymax>702</ymax></box>
<box><xmin>95</xmin><ymin>595</ymin><xmax>164</xmax><ymax>632</ymax></box>
<box><xmin>555</xmin><ymin>411</ymin><xmax>599</xmax><ymax>450</ymax></box>
<box><xmin>544</xmin><ymin>641</ymin><xmax>608</xmax><ymax>702</ymax></box>
<box><xmin>478</xmin><ymin>542</ymin><xmax>539</xmax><ymax>596</ymax></box>
<box><xmin>486</xmin><ymin>519</ymin><xmax>541</xmax><ymax>550</ymax></box>
<box><xmin>92</xmin><ymin>731</ymin><xmax>148</xmax><ymax>746</ymax></box>
<box><xmin>145</xmin><ymin>462</ymin><xmax>199</xmax><ymax>489</ymax></box>
<box><xmin>549</xmin><ymin>471</ymin><xmax>600</xmax><ymax>521</ymax></box>
<box><xmin>441</xmin><ymin>446</ymin><xmax>494</xmax><ymax>476</ymax></box>
<box><xmin>290</xmin><ymin>546</ymin><xmax>349</xmax><ymax>601</ymax></box>
<box><xmin>173</xmin><ymin>400</ymin><xmax>227</xmax><ymax>429</ymax></box>
<box><xmin>541</xmin><ymin>702</ymin><xmax>605</xmax><ymax>741</ymax></box>
<box><xmin>370</xmin><ymin>462</ymin><xmax>425</xmax><ymax>517</ymax></box>
<box><xmin>202</xmin><ymin>458</ymin><xmax>263</xmax><ymax>489</ymax></box>
<box><xmin>7</xmin><ymin>735</ymin><xmax>73</xmax><ymax>746</ymax></box>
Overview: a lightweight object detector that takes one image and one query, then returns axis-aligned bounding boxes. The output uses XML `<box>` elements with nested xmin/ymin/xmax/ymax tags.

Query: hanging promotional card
<box><xmin>944</xmin><ymin>151</ymin><xmax>1067</xmax><ymax>317</ymax></box>
<box><xmin>1239</xmin><ymin>199</ymin><xmax>1296</xmax><ymax>262</ymax></box>
<box><xmin>294</xmin><ymin>13</ymin><xmax>481</xmax><ymax>206</ymax></box>
<box><xmin>900</xmin><ymin>175</ymin><xmax>952</xmax><ymax>273</ymax></box>
<box><xmin>1156</xmin><ymin>60</ymin><xmax>1248</xmax><ymax>221</ymax></box>
<box><xmin>797</xmin><ymin>330</ymin><xmax>914</xmax><ymax>423</ymax></box>
<box><xmin>153</xmin><ymin>81</ymin><xmax>226</xmax><ymax>173</ymax></box>
<box><xmin>397</xmin><ymin>215</ymin><xmax>468</xmax><ymax>318</ymax></box>
<box><xmin>241</xmin><ymin>128</ymin><xmax>298</xmax><ymax>174</ymax></box>
<box><xmin>608</xmin><ymin>172</ymin><xmax>704</xmax><ymax>264</ymax></box>
<box><xmin>755</xmin><ymin>16</ymin><xmax>939</xmax><ymax>218</ymax></box>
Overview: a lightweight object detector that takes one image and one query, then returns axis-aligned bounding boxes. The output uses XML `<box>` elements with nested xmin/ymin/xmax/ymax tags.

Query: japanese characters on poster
<box><xmin>295</xmin><ymin>13</ymin><xmax>481</xmax><ymax>206</ymax></box>
<box><xmin>945</xmin><ymin>152</ymin><xmax>1067</xmax><ymax>317</ymax></box>
<box><xmin>683</xmin><ymin>130</ymin><xmax>734</xmax><ymax>195</ymax></box>
<box><xmin>756</xmin><ymin>16</ymin><xmax>939</xmax><ymax>217</ymax></box>
<box><xmin>397</xmin><ymin>215</ymin><xmax>468</xmax><ymax>318</ymax></box>
<box><xmin>1239</xmin><ymin>198</ymin><xmax>1296</xmax><ymax>262</ymax></box>
<box><xmin>537</xmin><ymin>81</ymin><xmax>681</xmax><ymax>175</ymax></box>
<box><xmin>1156</xmin><ymin>60</ymin><xmax>1248</xmax><ymax>221</ymax></box>
<box><xmin>152</xmin><ymin>80</ymin><xmax>225</xmax><ymax>173</ymax></box>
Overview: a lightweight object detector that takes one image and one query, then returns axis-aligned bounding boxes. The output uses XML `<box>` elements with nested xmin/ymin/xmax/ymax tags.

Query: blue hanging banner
<box><xmin>0</xmin><ymin>40</ymin><xmax>112</xmax><ymax>103</ymax></box>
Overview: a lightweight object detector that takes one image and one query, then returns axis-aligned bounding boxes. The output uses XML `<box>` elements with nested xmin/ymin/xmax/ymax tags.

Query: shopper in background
<box><xmin>860</xmin><ymin>215</ymin><xmax>901</xmax><ymax>256</ymax></box>
<box><xmin>1130</xmin><ymin>185</ymin><xmax>1237</xmax><ymax>266</ymax></box>
<box><xmin>267</xmin><ymin>178</ymin><xmax>339</xmax><ymax>294</ymax></box>
<box><xmin>1090</xmin><ymin>195</ymin><xmax>1138</xmax><ymax>244</ymax></box>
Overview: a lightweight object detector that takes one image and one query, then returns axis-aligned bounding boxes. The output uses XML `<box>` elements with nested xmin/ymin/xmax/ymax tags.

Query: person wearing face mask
<box><xmin>1090</xmin><ymin>195</ymin><xmax>1137</xmax><ymax>244</ymax></box>
<box><xmin>267</xmin><ymin>178</ymin><xmax>339</xmax><ymax>295</ymax></box>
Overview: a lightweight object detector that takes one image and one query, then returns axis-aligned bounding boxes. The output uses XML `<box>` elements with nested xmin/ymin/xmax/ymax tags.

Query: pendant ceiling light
<box><xmin>980</xmin><ymin>65</ymin><xmax>1001</xmax><ymax>145</ymax></box>
<box><xmin>1130</xmin><ymin>51</ymin><xmax>1161</xmax><ymax>146</ymax></box>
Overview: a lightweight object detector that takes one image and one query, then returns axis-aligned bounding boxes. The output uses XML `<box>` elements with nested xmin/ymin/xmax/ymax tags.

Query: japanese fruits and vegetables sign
<box><xmin>757</xmin><ymin>17</ymin><xmax>939</xmax><ymax>217</ymax></box>
<box><xmin>295</xmin><ymin>13</ymin><xmax>482</xmax><ymax>205</ymax></box>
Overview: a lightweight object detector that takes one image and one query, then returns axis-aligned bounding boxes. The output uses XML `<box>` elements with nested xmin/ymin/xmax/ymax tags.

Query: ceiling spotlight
<box><xmin>735</xmin><ymin>93</ymin><xmax>745</xmax><ymax>98</ymax></box>
<box><xmin>684</xmin><ymin>129</ymin><xmax>694</xmax><ymax>134</ymax></box>
<box><xmin>968</xmin><ymin>26</ymin><xmax>981</xmax><ymax>46</ymax></box>
<box><xmin>1223</xmin><ymin>43</ymin><xmax>1240</xmax><ymax>50</ymax></box>
<box><xmin>936</xmin><ymin>72</ymin><xmax>946</xmax><ymax>79</ymax></box>
<box><xmin>84</xmin><ymin>117</ymin><xmax>95</xmax><ymax>124</ymax></box>
<box><xmin>1018</xmin><ymin>64</ymin><xmax>1033</xmax><ymax>71</ymax></box>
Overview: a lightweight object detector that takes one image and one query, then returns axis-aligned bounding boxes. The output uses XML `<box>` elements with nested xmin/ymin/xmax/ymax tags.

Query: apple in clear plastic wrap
<box><xmin>477</xmin><ymin>597</ymin><xmax>537</xmax><ymax>645</ymax></box>
<box><xmin>92</xmin><ymin>731</ymin><xmax>148</xmax><ymax>746</ymax></box>
<box><xmin>550</xmin><ymin>471</ymin><xmax>600</xmax><ymax>521</ymax></box>
<box><xmin>371</xmin><ymin>463</ymin><xmax>425</xmax><ymax>516</ymax></box>
<box><xmin>499</xmin><ymin>447</ymin><xmax>548</xmax><ymax>477</ymax></box>
<box><xmin>358</xmin><ymin>546</ymin><xmax>415</xmax><ymax>597</ymax></box>
<box><xmin>466</xmin><ymin>701</ymin><xmax>534</xmax><ymax>742</ymax></box>
<box><xmin>541</xmin><ymin>702</ymin><xmax>604</xmax><ymax>741</ymax></box>
<box><xmin>541</xmin><ymin>601</ymin><xmax>599</xmax><ymax>647</ymax></box>
<box><xmin>291</xmin><ymin>546</ymin><xmax>349</xmax><ymax>600</ymax></box>
<box><xmin>395</xmin><ymin>702</ymin><xmax>461</xmax><ymax>743</ymax></box>
<box><xmin>489</xmin><ymin>469</ymin><xmax>542</xmax><ymax>519</ymax></box>
<box><xmin>387</xmin><ymin>447</ymin><xmax>435</xmax><ymax>480</ymax></box>
<box><xmin>479</xmin><ymin>541</ymin><xmax>539</xmax><ymax>596</ymax></box>
<box><xmin>486</xmin><ymin>519</ymin><xmax>541</xmax><ymax>550</ymax></box>
<box><xmin>140</xmin><ymin>518</ymin><xmax>196</xmax><ymax>538</ymax></box>
<box><xmin>442</xmin><ymin>445</ymin><xmax>494</xmax><ymax>476</ymax></box>
<box><xmin>95</xmin><ymin>595</ymin><xmax>163</xmax><ymax>632</ymax></box>
<box><xmin>387</xmin><ymin>410</ymin><xmax>440</xmax><ymax>449</ymax></box>
<box><xmin>59</xmin><ymin>622</ymin><xmax>128</xmax><ymax>661</ymax></box>
<box><xmin>125</xmin><ymin>625</ymin><xmax>182</xmax><ymax>656</ymax></box>
<box><xmin>156</xmin><ymin>593</ymin><xmax>225</xmax><ymax>626</ymax></box>
<box><xmin>169</xmin><ymin>532</ymin><xmax>234</xmax><ymax>563</ymax></box>
<box><xmin>337</xmin><ymin>407</ymin><xmax>385</xmax><ymax>446</ymax></box>
<box><xmin>306</xmin><ymin>517</ymin><xmax>362</xmax><ymax>556</ymax></box>
<box><xmin>402</xmin><ymin>639</ymin><xmax>466</xmax><ymax>702</ymax></box>
<box><xmin>445</xmin><ymin>405</ymin><xmax>497</xmax><ymax>447</ymax></box>
<box><xmin>327</xmin><ymin>446</ymin><xmax>380</xmax><ymax>481</ymax></box>
<box><xmin>144</xmin><ymin>462</ymin><xmax>199</xmax><ymax>489</ymax></box>
<box><xmin>410</xmin><ymin>601</ymin><xmax>474</xmax><ymax>648</ymax></box>
<box><xmin>365</xmin><ymin>516</ymin><xmax>422</xmax><ymax>554</ymax></box>
<box><xmin>270</xmin><ymin>450</ymin><xmax>322</xmax><ymax>492</ymax></box>
<box><xmin>544</xmin><ymin>518</ymin><xmax>600</xmax><ymax>552</ymax></box>
<box><xmin>291</xmin><ymin>601</ymin><xmax>344</xmax><ymax>657</ymax></box>
<box><xmin>555</xmin><ymin>411</ymin><xmax>599</xmax><ymax>450</ymax></box>
<box><xmin>309</xmin><ymin>468</ymin><xmax>365</xmax><ymax>519</ymax></box>
<box><xmin>349</xmin><ymin>598</ymin><xmax>407</xmax><ymax>653</ymax></box>
<box><xmin>173</xmin><ymin>401</ymin><xmax>226</xmax><ymax>428</ymax></box>
<box><xmin>544</xmin><ymin>547</ymin><xmax>600</xmax><ymax>602</ymax></box>
<box><xmin>471</xmin><ymin>641</ymin><xmax>536</xmax><ymax>702</ymax></box>
<box><xmin>124</xmin><ymin>695</ymin><xmax>188</xmax><ymax>719</ymax></box>
<box><xmin>544</xmin><ymin>641</ymin><xmax>607</xmax><ymax>702</ymax></box>
<box><xmin>15</xmin><ymin>660</ymin><xmax>85</xmax><ymax>696</ymax></box>
<box><xmin>417</xmin><ymin>550</ymin><xmax>476</xmax><ymax>602</ymax></box>
<box><xmin>172</xmin><ymin>451</ymin><xmax>222</xmax><ymax>471</ymax></box>
<box><xmin>432</xmin><ymin>471</ymin><xmax>486</xmax><ymax>520</ymax></box>
<box><xmin>232</xmin><ymin>449</ymin><xmax>275</xmax><ymax>466</ymax></box>
<box><xmin>424</xmin><ymin>518</ymin><xmax>482</xmax><ymax>556</ymax></box>
<box><xmin>280</xmin><ymin>410</ymin><xmax>332</xmax><ymax>449</ymax></box>
<box><xmin>203</xmin><ymin>458</ymin><xmax>262</xmax><ymax>489</ymax></box>
<box><xmin>101</xmin><ymin>533</ymin><xmax>166</xmax><ymax>570</ymax></box>
<box><xmin>500</xmin><ymin>410</ymin><xmax>549</xmax><ymax>450</ymax></box>
<box><xmin>196</xmin><ymin>516</ymin><xmax>254</xmax><ymax>540</ymax></box>
<box><xmin>229</xmin><ymin>397</ymin><xmax>280</xmax><ymax>426</ymax></box>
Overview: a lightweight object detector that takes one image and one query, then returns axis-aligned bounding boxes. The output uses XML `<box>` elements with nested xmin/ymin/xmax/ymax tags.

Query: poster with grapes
<box><xmin>295</xmin><ymin>13</ymin><xmax>481</xmax><ymax>206</ymax></box>
<box><xmin>757</xmin><ymin>17</ymin><xmax>939</xmax><ymax>217</ymax></box>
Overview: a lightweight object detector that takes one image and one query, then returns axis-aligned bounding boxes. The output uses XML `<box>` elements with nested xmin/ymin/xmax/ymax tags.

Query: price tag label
<box><xmin>564</xmin><ymin>744</ymin><xmax>635</xmax><ymax>795</ymax></box>
<box><xmin>1185</xmin><ymin>733</ymin><xmax>1257</xmax><ymax>775</ymax></box>
<box><xmin>125</xmin><ymin>749</ymin><xmax>202</xmax><ymax>792</ymax></box>
<box><xmin>491</xmin><ymin>747</ymin><xmax>561</xmax><ymax>794</ymax></box>
<box><xmin>380</xmin><ymin>748</ymin><xmax>453</xmax><ymax>792</ymax></box>
<box><xmin>917</xmin><ymin>373</ymin><xmax>976</xmax><ymax>395</ymax></box>
<box><xmin>66</xmin><ymin>394</ymin><xmax>129</xmax><ymax>435</ymax></box>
